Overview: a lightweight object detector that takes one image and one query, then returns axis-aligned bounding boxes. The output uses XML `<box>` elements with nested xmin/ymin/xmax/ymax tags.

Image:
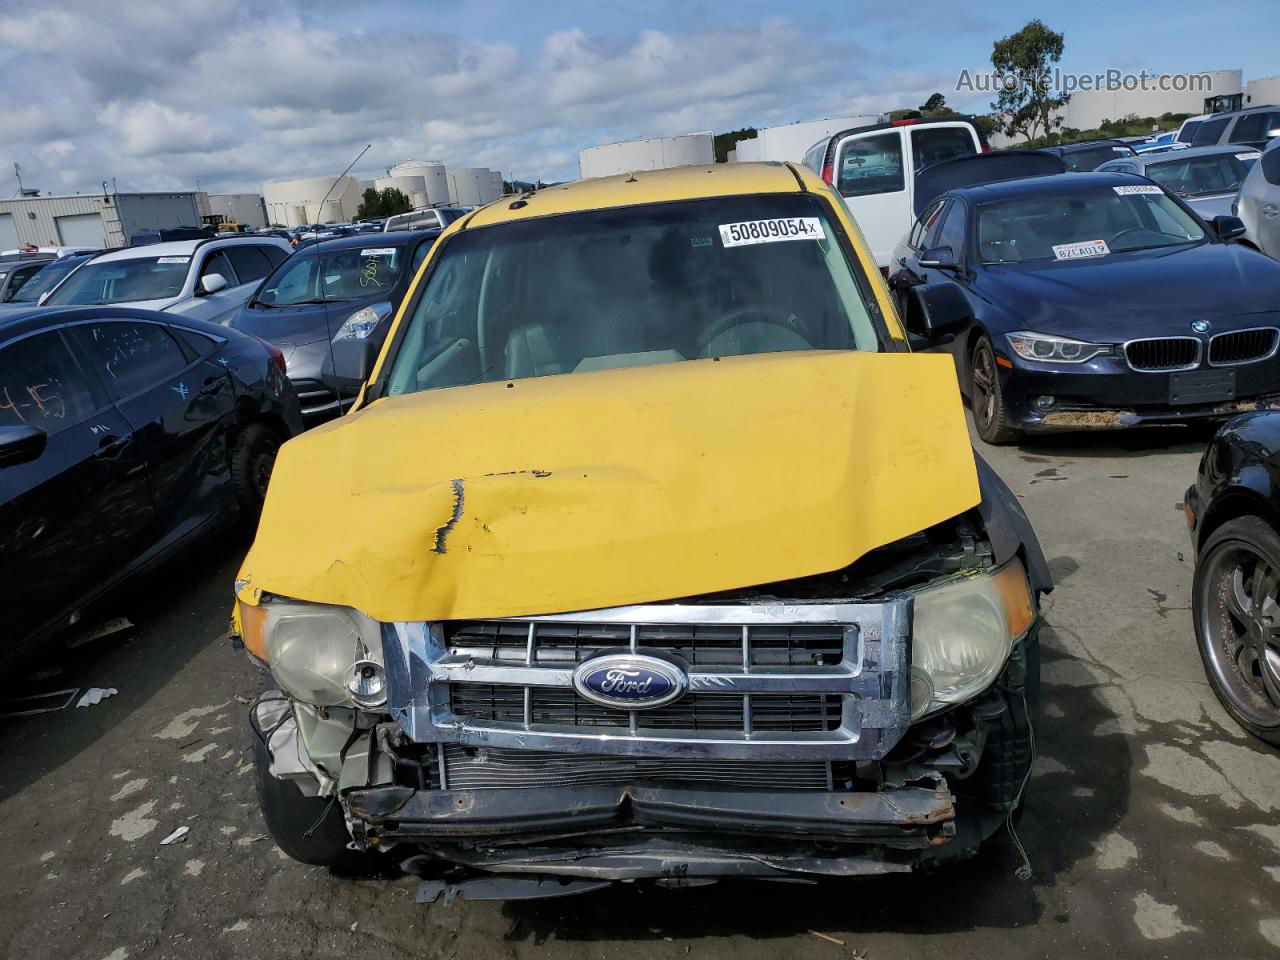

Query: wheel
<box><xmin>970</xmin><ymin>336</ymin><xmax>1018</xmax><ymax>445</ymax></box>
<box><xmin>231</xmin><ymin>422</ymin><xmax>283</xmax><ymax>516</ymax></box>
<box><xmin>252</xmin><ymin>713</ymin><xmax>378</xmax><ymax>869</ymax></box>
<box><xmin>1193</xmin><ymin>517</ymin><xmax>1280</xmax><ymax>746</ymax></box>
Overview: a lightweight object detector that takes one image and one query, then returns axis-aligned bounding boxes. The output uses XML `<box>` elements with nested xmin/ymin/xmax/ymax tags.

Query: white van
<box><xmin>802</xmin><ymin>117</ymin><xmax>986</xmax><ymax>268</ymax></box>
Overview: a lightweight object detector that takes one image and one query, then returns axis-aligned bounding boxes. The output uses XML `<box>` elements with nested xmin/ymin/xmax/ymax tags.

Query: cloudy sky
<box><xmin>2</xmin><ymin>0</ymin><xmax>1274</xmax><ymax>196</ymax></box>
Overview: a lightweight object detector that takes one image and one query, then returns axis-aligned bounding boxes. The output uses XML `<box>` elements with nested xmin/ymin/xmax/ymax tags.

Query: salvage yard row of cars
<box><xmin>3</xmin><ymin>105</ymin><xmax>1280</xmax><ymax>894</ymax></box>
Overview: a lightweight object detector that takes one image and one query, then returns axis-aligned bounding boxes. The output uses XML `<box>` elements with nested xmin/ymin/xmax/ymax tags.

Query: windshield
<box><xmin>977</xmin><ymin>186</ymin><xmax>1206</xmax><ymax>264</ymax></box>
<box><xmin>45</xmin><ymin>257</ymin><xmax>189</xmax><ymax>305</ymax></box>
<box><xmin>1063</xmin><ymin>144</ymin><xmax>1130</xmax><ymax>172</ymax></box>
<box><xmin>254</xmin><ymin>245</ymin><xmax>407</xmax><ymax>306</ymax></box>
<box><xmin>1145</xmin><ymin>152</ymin><xmax>1258</xmax><ymax>197</ymax></box>
<box><xmin>10</xmin><ymin>257</ymin><xmax>84</xmax><ymax>303</ymax></box>
<box><xmin>382</xmin><ymin>194</ymin><xmax>880</xmax><ymax>397</ymax></box>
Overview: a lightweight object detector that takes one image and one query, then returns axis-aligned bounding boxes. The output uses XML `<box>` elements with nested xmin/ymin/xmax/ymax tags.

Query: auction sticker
<box><xmin>719</xmin><ymin>217</ymin><xmax>824</xmax><ymax>248</ymax></box>
<box><xmin>360</xmin><ymin>247</ymin><xmax>396</xmax><ymax>257</ymax></box>
<box><xmin>1113</xmin><ymin>185</ymin><xmax>1162</xmax><ymax>196</ymax></box>
<box><xmin>156</xmin><ymin>256</ymin><xmax>190</xmax><ymax>264</ymax></box>
<box><xmin>1237</xmin><ymin>152</ymin><xmax>1261</xmax><ymax>161</ymax></box>
<box><xmin>1052</xmin><ymin>239</ymin><xmax>1110</xmax><ymax>261</ymax></box>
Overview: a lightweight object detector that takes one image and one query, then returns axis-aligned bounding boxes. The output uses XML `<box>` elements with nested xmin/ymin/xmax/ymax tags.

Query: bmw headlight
<box><xmin>333</xmin><ymin>301</ymin><xmax>393</xmax><ymax>342</ymax></box>
<box><xmin>911</xmin><ymin>559</ymin><xmax>1035</xmax><ymax>719</ymax></box>
<box><xmin>236</xmin><ymin>598</ymin><xmax>385</xmax><ymax>707</ymax></box>
<box><xmin>1007</xmin><ymin>331</ymin><xmax>1110</xmax><ymax>363</ymax></box>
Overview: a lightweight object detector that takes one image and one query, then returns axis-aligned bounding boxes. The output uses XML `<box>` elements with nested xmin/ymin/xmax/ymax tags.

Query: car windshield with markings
<box><xmin>231</xmin><ymin>162</ymin><xmax>1052</xmax><ymax>892</ymax></box>
<box><xmin>1095</xmin><ymin>144</ymin><xmax>1261</xmax><ymax>220</ymax></box>
<box><xmin>230</xmin><ymin>230</ymin><xmax>438</xmax><ymax>422</ymax></box>
<box><xmin>888</xmin><ymin>163</ymin><xmax>1280</xmax><ymax>443</ymax></box>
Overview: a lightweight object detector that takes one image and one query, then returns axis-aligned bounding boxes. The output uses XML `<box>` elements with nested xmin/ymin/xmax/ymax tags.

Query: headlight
<box><xmin>1007</xmin><ymin>331</ymin><xmax>1110</xmax><ymax>363</ymax></box>
<box><xmin>333</xmin><ymin>301</ymin><xmax>393</xmax><ymax>342</ymax></box>
<box><xmin>911</xmin><ymin>559</ymin><xmax>1035</xmax><ymax>719</ymax></box>
<box><xmin>236</xmin><ymin>598</ymin><xmax>383</xmax><ymax>707</ymax></box>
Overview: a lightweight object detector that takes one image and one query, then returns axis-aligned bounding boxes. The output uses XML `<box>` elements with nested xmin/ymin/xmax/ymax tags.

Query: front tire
<box><xmin>231</xmin><ymin>422</ymin><xmax>283</xmax><ymax>517</ymax></box>
<box><xmin>970</xmin><ymin>336</ymin><xmax>1018</xmax><ymax>445</ymax></box>
<box><xmin>1193</xmin><ymin>517</ymin><xmax>1280</xmax><ymax>747</ymax></box>
<box><xmin>252</xmin><ymin>716</ymin><xmax>377</xmax><ymax>869</ymax></box>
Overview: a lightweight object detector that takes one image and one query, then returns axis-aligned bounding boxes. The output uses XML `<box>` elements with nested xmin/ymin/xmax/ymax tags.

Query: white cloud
<box><xmin>1</xmin><ymin>2</ymin><xmax>954</xmax><ymax>194</ymax></box>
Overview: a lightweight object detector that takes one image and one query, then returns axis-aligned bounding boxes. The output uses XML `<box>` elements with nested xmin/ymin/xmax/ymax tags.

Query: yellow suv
<box><xmin>234</xmin><ymin>162</ymin><xmax>1051</xmax><ymax>889</ymax></box>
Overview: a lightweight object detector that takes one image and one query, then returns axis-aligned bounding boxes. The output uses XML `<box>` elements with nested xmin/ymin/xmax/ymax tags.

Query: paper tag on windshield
<box><xmin>1113</xmin><ymin>146</ymin><xmax>1131</xmax><ymax>153</ymax></box>
<box><xmin>1237</xmin><ymin>152</ymin><xmax>1261</xmax><ymax>161</ymax></box>
<box><xmin>360</xmin><ymin>247</ymin><xmax>395</xmax><ymax>257</ymax></box>
<box><xmin>1113</xmin><ymin>185</ymin><xmax>1162</xmax><ymax>196</ymax></box>
<box><xmin>1052</xmin><ymin>239</ymin><xmax>1110</xmax><ymax>261</ymax></box>
<box><xmin>719</xmin><ymin>218</ymin><xmax>824</xmax><ymax>248</ymax></box>
<box><xmin>156</xmin><ymin>256</ymin><xmax>190</xmax><ymax>264</ymax></box>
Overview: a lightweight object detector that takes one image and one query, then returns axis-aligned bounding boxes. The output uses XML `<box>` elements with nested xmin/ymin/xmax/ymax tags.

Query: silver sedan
<box><xmin>1237</xmin><ymin>138</ymin><xmax>1280</xmax><ymax>260</ymax></box>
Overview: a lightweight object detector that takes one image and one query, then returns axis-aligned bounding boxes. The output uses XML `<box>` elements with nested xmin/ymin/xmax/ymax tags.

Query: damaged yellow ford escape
<box><xmin>233</xmin><ymin>163</ymin><xmax>1051</xmax><ymax>893</ymax></box>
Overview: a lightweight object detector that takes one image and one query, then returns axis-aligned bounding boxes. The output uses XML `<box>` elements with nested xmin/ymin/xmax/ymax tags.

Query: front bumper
<box><xmin>995</xmin><ymin>347</ymin><xmax>1280</xmax><ymax>432</ymax></box>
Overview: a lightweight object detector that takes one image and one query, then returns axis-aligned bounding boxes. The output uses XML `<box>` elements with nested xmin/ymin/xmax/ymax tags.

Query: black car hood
<box><xmin>975</xmin><ymin>242</ymin><xmax>1280</xmax><ymax>338</ymax></box>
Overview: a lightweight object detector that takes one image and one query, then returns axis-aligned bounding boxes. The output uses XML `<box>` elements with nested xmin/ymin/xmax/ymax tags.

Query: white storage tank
<box><xmin>390</xmin><ymin>160</ymin><xmax>450</xmax><ymax>207</ymax></box>
<box><xmin>375</xmin><ymin>175</ymin><xmax>427</xmax><ymax>208</ymax></box>
<box><xmin>449</xmin><ymin>167</ymin><xmax>494</xmax><ymax>206</ymax></box>
<box><xmin>263</xmin><ymin>175</ymin><xmax>362</xmax><ymax>226</ymax></box>
<box><xmin>488</xmin><ymin>170</ymin><xmax>505</xmax><ymax>200</ymax></box>
<box><xmin>578</xmin><ymin>133</ymin><xmax>715</xmax><ymax>180</ymax></box>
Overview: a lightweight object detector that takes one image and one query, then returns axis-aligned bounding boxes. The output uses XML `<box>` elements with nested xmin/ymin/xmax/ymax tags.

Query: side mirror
<box><xmin>918</xmin><ymin>245</ymin><xmax>960</xmax><ymax>271</ymax></box>
<box><xmin>332</xmin><ymin>337</ymin><xmax>379</xmax><ymax>384</ymax></box>
<box><xmin>1211</xmin><ymin>215</ymin><xmax>1247</xmax><ymax>241</ymax></box>
<box><xmin>905</xmin><ymin>281</ymin><xmax>974</xmax><ymax>344</ymax></box>
<box><xmin>0</xmin><ymin>424</ymin><xmax>47</xmax><ymax>467</ymax></box>
<box><xmin>199</xmin><ymin>272</ymin><xmax>229</xmax><ymax>295</ymax></box>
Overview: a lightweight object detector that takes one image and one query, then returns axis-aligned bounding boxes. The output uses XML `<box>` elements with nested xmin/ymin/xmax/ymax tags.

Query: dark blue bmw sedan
<box><xmin>890</xmin><ymin>166</ymin><xmax>1280</xmax><ymax>443</ymax></box>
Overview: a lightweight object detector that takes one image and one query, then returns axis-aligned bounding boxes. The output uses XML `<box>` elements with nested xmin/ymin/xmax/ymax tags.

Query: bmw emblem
<box><xmin>572</xmin><ymin>654</ymin><xmax>688</xmax><ymax>710</ymax></box>
<box><xmin>1191</xmin><ymin>320</ymin><xmax>1212</xmax><ymax>334</ymax></box>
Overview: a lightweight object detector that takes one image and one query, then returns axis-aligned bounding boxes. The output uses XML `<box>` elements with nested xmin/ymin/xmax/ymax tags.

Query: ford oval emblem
<box><xmin>572</xmin><ymin>654</ymin><xmax>688</xmax><ymax>710</ymax></box>
<box><xmin>1191</xmin><ymin>320</ymin><xmax>1211</xmax><ymax>334</ymax></box>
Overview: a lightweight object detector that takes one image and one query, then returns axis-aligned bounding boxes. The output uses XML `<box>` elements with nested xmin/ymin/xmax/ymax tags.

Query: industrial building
<box><xmin>578</xmin><ymin>133</ymin><xmax>715</xmax><ymax>180</ymax></box>
<box><xmin>0</xmin><ymin>191</ymin><xmax>204</xmax><ymax>249</ymax></box>
<box><xmin>204</xmin><ymin>193</ymin><xmax>268</xmax><ymax>230</ymax></box>
<box><xmin>1052</xmin><ymin>71</ymin><xmax>1280</xmax><ymax>133</ymax></box>
<box><xmin>730</xmin><ymin>116</ymin><xmax>879</xmax><ymax>163</ymax></box>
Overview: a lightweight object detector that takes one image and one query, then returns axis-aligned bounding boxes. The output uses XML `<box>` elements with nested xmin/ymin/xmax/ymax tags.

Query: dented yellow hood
<box><xmin>237</xmin><ymin>351</ymin><xmax>980</xmax><ymax>622</ymax></box>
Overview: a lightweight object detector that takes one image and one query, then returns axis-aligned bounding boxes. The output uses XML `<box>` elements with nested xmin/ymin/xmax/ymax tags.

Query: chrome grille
<box><xmin>440</xmin><ymin>745</ymin><xmax>833</xmax><ymax>790</ymax></box>
<box><xmin>451</xmin><ymin>685</ymin><xmax>842</xmax><ymax>732</ymax></box>
<box><xmin>383</xmin><ymin>601</ymin><xmax>912</xmax><ymax>762</ymax></box>
<box><xmin>1125</xmin><ymin>337</ymin><xmax>1199</xmax><ymax>371</ymax></box>
<box><xmin>1209</xmin><ymin>328</ymin><xmax>1278</xmax><ymax>365</ymax></box>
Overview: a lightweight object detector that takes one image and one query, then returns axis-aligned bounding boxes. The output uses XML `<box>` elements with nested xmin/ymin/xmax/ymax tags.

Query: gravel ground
<box><xmin>3</xmin><ymin>420</ymin><xmax>1280</xmax><ymax>960</ymax></box>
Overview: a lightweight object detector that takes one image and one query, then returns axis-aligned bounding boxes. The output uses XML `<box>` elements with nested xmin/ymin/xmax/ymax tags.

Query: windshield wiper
<box><xmin>248</xmin><ymin>298</ymin><xmax>278</xmax><ymax>309</ymax></box>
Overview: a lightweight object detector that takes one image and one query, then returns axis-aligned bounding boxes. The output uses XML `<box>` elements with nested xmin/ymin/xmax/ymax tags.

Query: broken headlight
<box><xmin>911</xmin><ymin>558</ymin><xmax>1034</xmax><ymax>718</ymax></box>
<box><xmin>237</xmin><ymin>598</ymin><xmax>383</xmax><ymax>707</ymax></box>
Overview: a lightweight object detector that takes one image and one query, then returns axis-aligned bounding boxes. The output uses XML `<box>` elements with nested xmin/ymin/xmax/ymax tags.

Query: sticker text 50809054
<box><xmin>719</xmin><ymin>218</ymin><xmax>825</xmax><ymax>248</ymax></box>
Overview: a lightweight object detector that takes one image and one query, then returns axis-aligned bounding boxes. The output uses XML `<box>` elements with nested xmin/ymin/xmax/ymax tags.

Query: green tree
<box><xmin>713</xmin><ymin>128</ymin><xmax>758</xmax><ymax>163</ymax></box>
<box><xmin>990</xmin><ymin>19</ymin><xmax>1068</xmax><ymax>142</ymax></box>
<box><xmin>356</xmin><ymin>187</ymin><xmax>412</xmax><ymax>219</ymax></box>
<box><xmin>919</xmin><ymin>92</ymin><xmax>947</xmax><ymax>112</ymax></box>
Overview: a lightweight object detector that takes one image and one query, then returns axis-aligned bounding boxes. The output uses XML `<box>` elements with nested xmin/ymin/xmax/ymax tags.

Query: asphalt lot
<box><xmin>3</xmin><ymin>418</ymin><xmax>1280</xmax><ymax>960</ymax></box>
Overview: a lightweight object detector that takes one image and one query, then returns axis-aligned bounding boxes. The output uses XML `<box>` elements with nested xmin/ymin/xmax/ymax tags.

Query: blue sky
<box><xmin>1</xmin><ymin>0</ymin><xmax>1275</xmax><ymax>195</ymax></box>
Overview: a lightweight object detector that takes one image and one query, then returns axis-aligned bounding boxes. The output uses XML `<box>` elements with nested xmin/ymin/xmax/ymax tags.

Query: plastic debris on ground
<box><xmin>76</xmin><ymin>688</ymin><xmax>119</xmax><ymax>708</ymax></box>
<box><xmin>160</xmin><ymin>826</ymin><xmax>190</xmax><ymax>845</ymax></box>
<box><xmin>66</xmin><ymin>616</ymin><xmax>135</xmax><ymax>650</ymax></box>
<box><xmin>0</xmin><ymin>689</ymin><xmax>80</xmax><ymax>718</ymax></box>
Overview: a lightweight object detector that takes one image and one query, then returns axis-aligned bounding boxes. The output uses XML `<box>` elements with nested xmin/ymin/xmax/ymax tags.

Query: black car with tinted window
<box><xmin>0</xmin><ymin>306</ymin><xmax>302</xmax><ymax>667</ymax></box>
<box><xmin>230</xmin><ymin>230</ymin><xmax>439</xmax><ymax>422</ymax></box>
<box><xmin>890</xmin><ymin>161</ymin><xmax>1280</xmax><ymax>444</ymax></box>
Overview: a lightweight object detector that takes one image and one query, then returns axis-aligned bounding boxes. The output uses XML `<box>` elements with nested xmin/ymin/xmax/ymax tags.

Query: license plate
<box><xmin>1169</xmin><ymin>369</ymin><xmax>1236</xmax><ymax>405</ymax></box>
